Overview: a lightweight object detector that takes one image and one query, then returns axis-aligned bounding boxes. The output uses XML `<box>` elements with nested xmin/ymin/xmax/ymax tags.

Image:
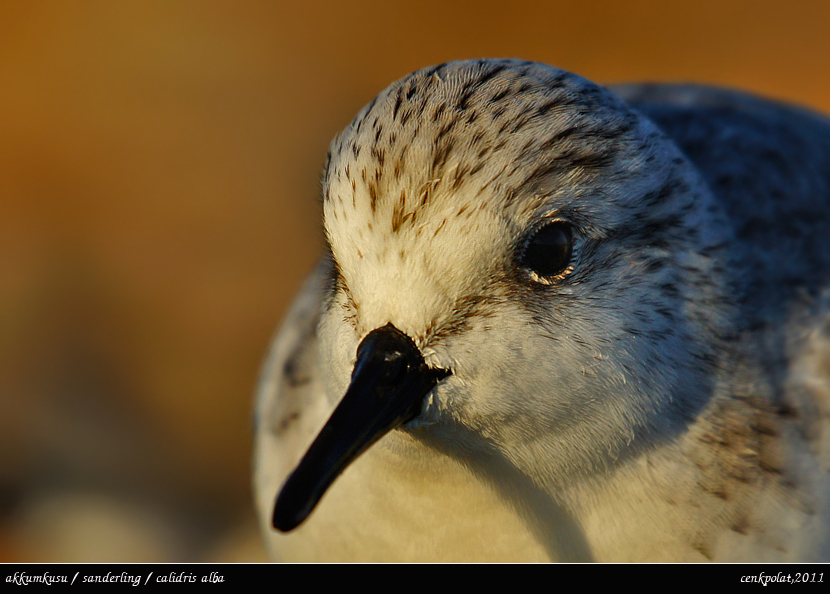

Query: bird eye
<box><xmin>519</xmin><ymin>220</ymin><xmax>574</xmax><ymax>281</ymax></box>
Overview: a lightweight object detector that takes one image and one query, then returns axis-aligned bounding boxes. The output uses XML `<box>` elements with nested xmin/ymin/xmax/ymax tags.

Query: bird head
<box><xmin>273</xmin><ymin>60</ymin><xmax>736</xmax><ymax>531</ymax></box>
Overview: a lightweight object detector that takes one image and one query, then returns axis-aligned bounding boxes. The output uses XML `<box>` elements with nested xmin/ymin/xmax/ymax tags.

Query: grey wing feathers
<box><xmin>253</xmin><ymin>257</ymin><xmax>334</xmax><ymax>536</ymax></box>
<box><xmin>617</xmin><ymin>84</ymin><xmax>830</xmax><ymax>559</ymax></box>
<box><xmin>615</xmin><ymin>84</ymin><xmax>830</xmax><ymax>313</ymax></box>
<box><xmin>254</xmin><ymin>258</ymin><xmax>332</xmax><ymax>439</ymax></box>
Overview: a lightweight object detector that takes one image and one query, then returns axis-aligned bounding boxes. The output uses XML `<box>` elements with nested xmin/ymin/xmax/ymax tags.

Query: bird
<box><xmin>253</xmin><ymin>59</ymin><xmax>830</xmax><ymax>562</ymax></box>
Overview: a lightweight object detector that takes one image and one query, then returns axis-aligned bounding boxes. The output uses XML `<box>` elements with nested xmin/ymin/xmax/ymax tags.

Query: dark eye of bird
<box><xmin>520</xmin><ymin>221</ymin><xmax>573</xmax><ymax>280</ymax></box>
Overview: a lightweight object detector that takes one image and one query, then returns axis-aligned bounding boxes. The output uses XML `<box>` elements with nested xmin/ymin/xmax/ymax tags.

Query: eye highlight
<box><xmin>518</xmin><ymin>220</ymin><xmax>574</xmax><ymax>283</ymax></box>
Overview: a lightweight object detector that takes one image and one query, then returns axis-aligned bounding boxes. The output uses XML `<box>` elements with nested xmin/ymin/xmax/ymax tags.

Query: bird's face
<box><xmin>273</xmin><ymin>60</ymin><xmax>736</xmax><ymax>531</ymax></box>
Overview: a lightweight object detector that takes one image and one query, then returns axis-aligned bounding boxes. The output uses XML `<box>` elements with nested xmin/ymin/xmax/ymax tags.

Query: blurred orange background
<box><xmin>1</xmin><ymin>1</ymin><xmax>829</xmax><ymax>562</ymax></box>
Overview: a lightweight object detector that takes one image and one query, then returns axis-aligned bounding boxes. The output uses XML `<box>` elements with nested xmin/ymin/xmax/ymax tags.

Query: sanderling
<box><xmin>254</xmin><ymin>60</ymin><xmax>830</xmax><ymax>561</ymax></box>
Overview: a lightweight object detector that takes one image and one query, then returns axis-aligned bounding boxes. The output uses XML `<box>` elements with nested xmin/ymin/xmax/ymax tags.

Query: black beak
<box><xmin>272</xmin><ymin>323</ymin><xmax>450</xmax><ymax>532</ymax></box>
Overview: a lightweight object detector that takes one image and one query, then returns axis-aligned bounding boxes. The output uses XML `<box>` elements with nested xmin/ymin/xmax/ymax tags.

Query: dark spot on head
<box><xmin>392</xmin><ymin>90</ymin><xmax>404</xmax><ymax>120</ymax></box>
<box><xmin>491</xmin><ymin>87</ymin><xmax>510</xmax><ymax>103</ymax></box>
<box><xmin>368</xmin><ymin>182</ymin><xmax>378</xmax><ymax>212</ymax></box>
<box><xmin>432</xmin><ymin>141</ymin><xmax>454</xmax><ymax>174</ymax></box>
<box><xmin>475</xmin><ymin>62</ymin><xmax>508</xmax><ymax>87</ymax></box>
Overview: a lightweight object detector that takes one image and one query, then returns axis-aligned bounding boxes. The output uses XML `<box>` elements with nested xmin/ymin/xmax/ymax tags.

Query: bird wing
<box><xmin>615</xmin><ymin>83</ymin><xmax>830</xmax><ymax>311</ymax></box>
<box><xmin>616</xmin><ymin>83</ymin><xmax>830</xmax><ymax>560</ymax></box>
<box><xmin>252</xmin><ymin>257</ymin><xmax>334</xmax><ymax>553</ymax></box>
